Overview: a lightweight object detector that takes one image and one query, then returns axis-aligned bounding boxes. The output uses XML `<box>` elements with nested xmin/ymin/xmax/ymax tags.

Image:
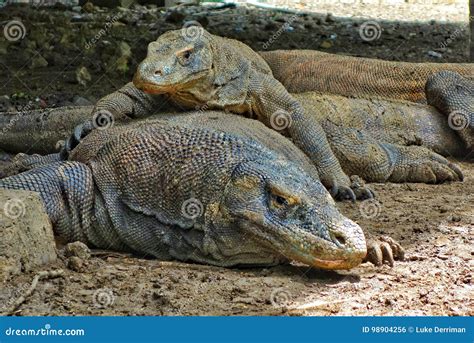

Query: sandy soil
<box><xmin>1</xmin><ymin>160</ymin><xmax>472</xmax><ymax>316</ymax></box>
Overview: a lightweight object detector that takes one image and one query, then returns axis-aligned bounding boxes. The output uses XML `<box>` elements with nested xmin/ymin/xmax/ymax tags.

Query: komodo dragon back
<box><xmin>260</xmin><ymin>49</ymin><xmax>473</xmax><ymax>103</ymax></box>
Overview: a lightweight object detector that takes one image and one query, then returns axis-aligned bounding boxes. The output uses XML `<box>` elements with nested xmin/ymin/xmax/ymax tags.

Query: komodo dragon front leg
<box><xmin>247</xmin><ymin>73</ymin><xmax>373</xmax><ymax>200</ymax></box>
<box><xmin>63</xmin><ymin>82</ymin><xmax>169</xmax><ymax>151</ymax></box>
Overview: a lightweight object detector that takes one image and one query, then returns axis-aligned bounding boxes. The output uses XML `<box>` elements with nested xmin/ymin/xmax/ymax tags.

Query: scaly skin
<box><xmin>294</xmin><ymin>92</ymin><xmax>466</xmax><ymax>184</ymax></box>
<box><xmin>259</xmin><ymin>49</ymin><xmax>473</xmax><ymax>103</ymax></box>
<box><xmin>0</xmin><ymin>112</ymin><xmax>367</xmax><ymax>270</ymax></box>
<box><xmin>426</xmin><ymin>71</ymin><xmax>474</xmax><ymax>150</ymax></box>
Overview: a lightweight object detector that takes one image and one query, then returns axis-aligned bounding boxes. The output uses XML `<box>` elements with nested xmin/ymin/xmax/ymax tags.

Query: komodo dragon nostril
<box><xmin>333</xmin><ymin>233</ymin><xmax>346</xmax><ymax>246</ymax></box>
<box><xmin>154</xmin><ymin>69</ymin><xmax>163</xmax><ymax>76</ymax></box>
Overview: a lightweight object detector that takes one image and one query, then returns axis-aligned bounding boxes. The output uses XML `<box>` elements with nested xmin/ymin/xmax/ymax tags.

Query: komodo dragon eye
<box><xmin>177</xmin><ymin>48</ymin><xmax>194</xmax><ymax>65</ymax></box>
<box><xmin>268</xmin><ymin>186</ymin><xmax>300</xmax><ymax>216</ymax></box>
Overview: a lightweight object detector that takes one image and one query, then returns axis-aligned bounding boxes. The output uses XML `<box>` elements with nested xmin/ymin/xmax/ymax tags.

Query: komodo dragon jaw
<box><xmin>214</xmin><ymin>160</ymin><xmax>367</xmax><ymax>270</ymax></box>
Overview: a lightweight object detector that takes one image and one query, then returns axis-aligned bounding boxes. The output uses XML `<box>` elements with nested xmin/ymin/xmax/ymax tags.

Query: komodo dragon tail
<box><xmin>0</xmin><ymin>106</ymin><xmax>93</xmax><ymax>154</ymax></box>
<box><xmin>260</xmin><ymin>50</ymin><xmax>473</xmax><ymax>103</ymax></box>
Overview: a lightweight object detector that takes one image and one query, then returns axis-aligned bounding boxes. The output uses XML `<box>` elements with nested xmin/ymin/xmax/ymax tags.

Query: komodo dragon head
<box><xmin>213</xmin><ymin>157</ymin><xmax>367</xmax><ymax>270</ymax></box>
<box><xmin>133</xmin><ymin>28</ymin><xmax>214</xmax><ymax>94</ymax></box>
<box><xmin>133</xmin><ymin>27</ymin><xmax>271</xmax><ymax>105</ymax></box>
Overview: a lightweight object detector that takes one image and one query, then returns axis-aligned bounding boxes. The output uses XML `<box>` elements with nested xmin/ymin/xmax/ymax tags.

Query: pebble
<box><xmin>427</xmin><ymin>50</ymin><xmax>443</xmax><ymax>58</ymax></box>
<box><xmin>63</xmin><ymin>241</ymin><xmax>91</xmax><ymax>260</ymax></box>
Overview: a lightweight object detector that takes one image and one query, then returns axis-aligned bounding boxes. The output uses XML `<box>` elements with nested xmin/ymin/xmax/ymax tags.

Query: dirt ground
<box><xmin>0</xmin><ymin>4</ymin><xmax>473</xmax><ymax>316</ymax></box>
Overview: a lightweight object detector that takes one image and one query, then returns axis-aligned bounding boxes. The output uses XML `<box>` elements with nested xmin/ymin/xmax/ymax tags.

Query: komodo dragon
<box><xmin>0</xmin><ymin>112</ymin><xmax>371</xmax><ymax>270</ymax></box>
<box><xmin>118</xmin><ymin>28</ymin><xmax>373</xmax><ymax>201</ymax></box>
<box><xmin>259</xmin><ymin>49</ymin><xmax>473</xmax><ymax>103</ymax></box>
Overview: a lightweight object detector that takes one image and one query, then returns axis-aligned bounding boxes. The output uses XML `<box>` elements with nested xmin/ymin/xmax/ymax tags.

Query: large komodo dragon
<box><xmin>0</xmin><ymin>112</ymin><xmax>372</xmax><ymax>270</ymax></box>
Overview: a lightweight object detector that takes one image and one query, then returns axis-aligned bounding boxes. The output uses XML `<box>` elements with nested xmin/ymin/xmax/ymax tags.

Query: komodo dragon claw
<box><xmin>330</xmin><ymin>176</ymin><xmax>375</xmax><ymax>202</ymax></box>
<box><xmin>364</xmin><ymin>236</ymin><xmax>405</xmax><ymax>267</ymax></box>
<box><xmin>61</xmin><ymin>121</ymin><xmax>94</xmax><ymax>159</ymax></box>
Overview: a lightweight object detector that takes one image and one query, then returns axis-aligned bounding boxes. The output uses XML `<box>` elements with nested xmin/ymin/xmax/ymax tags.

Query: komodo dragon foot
<box><xmin>365</xmin><ymin>236</ymin><xmax>405</xmax><ymax>267</ymax></box>
<box><xmin>324</xmin><ymin>123</ymin><xmax>463</xmax><ymax>183</ymax></box>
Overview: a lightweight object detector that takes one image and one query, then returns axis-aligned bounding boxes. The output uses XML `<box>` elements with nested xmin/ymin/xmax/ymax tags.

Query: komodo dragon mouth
<box><xmin>244</xmin><ymin>219</ymin><xmax>367</xmax><ymax>270</ymax></box>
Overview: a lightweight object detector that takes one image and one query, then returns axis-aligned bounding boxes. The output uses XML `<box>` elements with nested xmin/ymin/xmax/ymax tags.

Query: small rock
<box><xmin>76</xmin><ymin>66</ymin><xmax>91</xmax><ymax>87</ymax></box>
<box><xmin>427</xmin><ymin>50</ymin><xmax>442</xmax><ymax>59</ymax></box>
<box><xmin>67</xmin><ymin>256</ymin><xmax>84</xmax><ymax>272</ymax></box>
<box><xmin>63</xmin><ymin>241</ymin><xmax>91</xmax><ymax>260</ymax></box>
<box><xmin>320</xmin><ymin>40</ymin><xmax>333</xmax><ymax>49</ymax></box>
<box><xmin>30</xmin><ymin>54</ymin><xmax>48</xmax><ymax>69</ymax></box>
<box><xmin>82</xmin><ymin>1</ymin><xmax>95</xmax><ymax>13</ymax></box>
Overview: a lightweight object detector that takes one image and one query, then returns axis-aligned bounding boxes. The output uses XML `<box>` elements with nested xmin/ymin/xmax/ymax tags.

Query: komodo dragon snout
<box><xmin>217</xmin><ymin>159</ymin><xmax>367</xmax><ymax>269</ymax></box>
